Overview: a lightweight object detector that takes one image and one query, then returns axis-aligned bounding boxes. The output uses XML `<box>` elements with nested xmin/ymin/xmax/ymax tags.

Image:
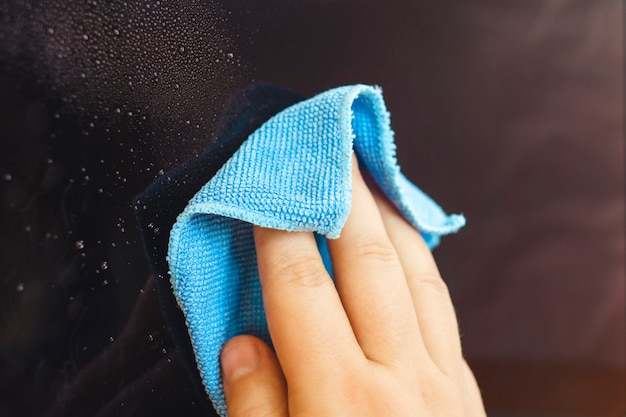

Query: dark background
<box><xmin>1</xmin><ymin>1</ymin><xmax>623</xmax><ymax>416</ymax></box>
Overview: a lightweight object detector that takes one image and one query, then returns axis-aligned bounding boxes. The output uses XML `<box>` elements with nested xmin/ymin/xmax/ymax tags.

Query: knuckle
<box><xmin>352</xmin><ymin>236</ymin><xmax>398</xmax><ymax>264</ymax></box>
<box><xmin>232</xmin><ymin>403</ymin><xmax>282</xmax><ymax>417</ymax></box>
<box><xmin>410</xmin><ymin>272</ymin><xmax>451</xmax><ymax>298</ymax></box>
<box><xmin>271</xmin><ymin>252</ymin><xmax>328</xmax><ymax>288</ymax></box>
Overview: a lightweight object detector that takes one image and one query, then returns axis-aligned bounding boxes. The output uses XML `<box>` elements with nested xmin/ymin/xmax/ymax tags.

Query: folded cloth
<box><xmin>167</xmin><ymin>84</ymin><xmax>465</xmax><ymax>416</ymax></box>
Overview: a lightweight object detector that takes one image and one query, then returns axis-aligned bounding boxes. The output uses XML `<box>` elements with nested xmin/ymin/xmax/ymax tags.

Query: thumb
<box><xmin>221</xmin><ymin>335</ymin><xmax>288</xmax><ymax>417</ymax></box>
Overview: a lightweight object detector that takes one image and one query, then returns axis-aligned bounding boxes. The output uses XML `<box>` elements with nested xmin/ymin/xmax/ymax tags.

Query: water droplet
<box><xmin>179</xmin><ymin>46</ymin><xmax>185</xmax><ymax>53</ymax></box>
<box><xmin>47</xmin><ymin>27</ymin><xmax>55</xmax><ymax>35</ymax></box>
<box><xmin>82</xmin><ymin>34</ymin><xmax>89</xmax><ymax>40</ymax></box>
<box><xmin>115</xmin><ymin>108</ymin><xmax>121</xmax><ymax>113</ymax></box>
<box><xmin>147</xmin><ymin>334</ymin><xmax>154</xmax><ymax>341</ymax></box>
<box><xmin>226</xmin><ymin>52</ymin><xmax>234</xmax><ymax>59</ymax></box>
<box><xmin>16</xmin><ymin>283</ymin><xmax>24</xmax><ymax>292</ymax></box>
<box><xmin>109</xmin><ymin>336</ymin><xmax>115</xmax><ymax>342</ymax></box>
<box><xmin>24</xmin><ymin>226</ymin><xmax>31</xmax><ymax>232</ymax></box>
<box><xmin>100</xmin><ymin>261</ymin><xmax>108</xmax><ymax>270</ymax></box>
<box><xmin>147</xmin><ymin>223</ymin><xmax>154</xmax><ymax>229</ymax></box>
<box><xmin>3</xmin><ymin>173</ymin><xmax>11</xmax><ymax>181</ymax></box>
<box><xmin>113</xmin><ymin>29</ymin><xmax>120</xmax><ymax>36</ymax></box>
<box><xmin>153</xmin><ymin>228</ymin><xmax>160</xmax><ymax>235</ymax></box>
<box><xmin>75</xmin><ymin>240</ymin><xmax>85</xmax><ymax>249</ymax></box>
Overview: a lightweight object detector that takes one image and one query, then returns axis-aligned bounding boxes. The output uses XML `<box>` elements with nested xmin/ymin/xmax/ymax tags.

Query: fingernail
<box><xmin>221</xmin><ymin>341</ymin><xmax>261</xmax><ymax>385</ymax></box>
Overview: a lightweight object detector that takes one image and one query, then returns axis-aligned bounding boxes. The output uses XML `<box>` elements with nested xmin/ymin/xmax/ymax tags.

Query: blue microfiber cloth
<box><xmin>167</xmin><ymin>84</ymin><xmax>465</xmax><ymax>416</ymax></box>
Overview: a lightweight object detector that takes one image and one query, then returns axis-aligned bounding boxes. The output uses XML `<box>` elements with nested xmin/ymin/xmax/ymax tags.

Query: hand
<box><xmin>220</xmin><ymin>158</ymin><xmax>486</xmax><ymax>417</ymax></box>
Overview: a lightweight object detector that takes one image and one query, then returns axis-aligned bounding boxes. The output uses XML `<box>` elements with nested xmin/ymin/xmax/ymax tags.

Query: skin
<box><xmin>220</xmin><ymin>157</ymin><xmax>486</xmax><ymax>417</ymax></box>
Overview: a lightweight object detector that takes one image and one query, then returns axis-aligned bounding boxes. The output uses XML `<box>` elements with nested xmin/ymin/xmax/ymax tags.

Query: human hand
<box><xmin>220</xmin><ymin>159</ymin><xmax>486</xmax><ymax>417</ymax></box>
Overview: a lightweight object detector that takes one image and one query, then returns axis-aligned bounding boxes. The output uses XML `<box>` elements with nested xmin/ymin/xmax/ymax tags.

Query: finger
<box><xmin>326</xmin><ymin>157</ymin><xmax>423</xmax><ymax>365</ymax></box>
<box><xmin>254</xmin><ymin>227</ymin><xmax>363</xmax><ymax>383</ymax></box>
<box><xmin>368</xmin><ymin>180</ymin><xmax>464</xmax><ymax>377</ymax></box>
<box><xmin>221</xmin><ymin>335</ymin><xmax>288</xmax><ymax>417</ymax></box>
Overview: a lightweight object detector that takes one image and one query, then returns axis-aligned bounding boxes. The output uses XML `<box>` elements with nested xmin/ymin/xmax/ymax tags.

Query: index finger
<box><xmin>253</xmin><ymin>227</ymin><xmax>363</xmax><ymax>382</ymax></box>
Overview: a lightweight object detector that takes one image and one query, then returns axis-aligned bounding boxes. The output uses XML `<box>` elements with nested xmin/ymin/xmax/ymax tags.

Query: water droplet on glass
<box><xmin>109</xmin><ymin>336</ymin><xmax>115</xmax><ymax>342</ymax></box>
<box><xmin>113</xmin><ymin>29</ymin><xmax>120</xmax><ymax>36</ymax></box>
<box><xmin>147</xmin><ymin>334</ymin><xmax>154</xmax><ymax>341</ymax></box>
<box><xmin>115</xmin><ymin>108</ymin><xmax>121</xmax><ymax>113</ymax></box>
<box><xmin>226</xmin><ymin>52</ymin><xmax>234</xmax><ymax>59</ymax></box>
<box><xmin>82</xmin><ymin>34</ymin><xmax>89</xmax><ymax>40</ymax></box>
<box><xmin>153</xmin><ymin>228</ymin><xmax>160</xmax><ymax>235</ymax></box>
<box><xmin>100</xmin><ymin>261</ymin><xmax>108</xmax><ymax>270</ymax></box>
<box><xmin>24</xmin><ymin>226</ymin><xmax>31</xmax><ymax>232</ymax></box>
<box><xmin>16</xmin><ymin>283</ymin><xmax>24</xmax><ymax>292</ymax></box>
<box><xmin>75</xmin><ymin>240</ymin><xmax>85</xmax><ymax>249</ymax></box>
<box><xmin>3</xmin><ymin>173</ymin><xmax>11</xmax><ymax>181</ymax></box>
<box><xmin>47</xmin><ymin>27</ymin><xmax>55</xmax><ymax>35</ymax></box>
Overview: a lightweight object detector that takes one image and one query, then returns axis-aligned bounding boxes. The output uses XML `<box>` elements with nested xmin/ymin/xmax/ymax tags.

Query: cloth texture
<box><xmin>167</xmin><ymin>84</ymin><xmax>465</xmax><ymax>416</ymax></box>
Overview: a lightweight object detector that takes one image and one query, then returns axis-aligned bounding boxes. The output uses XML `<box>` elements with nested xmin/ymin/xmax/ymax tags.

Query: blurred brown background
<box><xmin>231</xmin><ymin>1</ymin><xmax>625</xmax><ymax>415</ymax></box>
